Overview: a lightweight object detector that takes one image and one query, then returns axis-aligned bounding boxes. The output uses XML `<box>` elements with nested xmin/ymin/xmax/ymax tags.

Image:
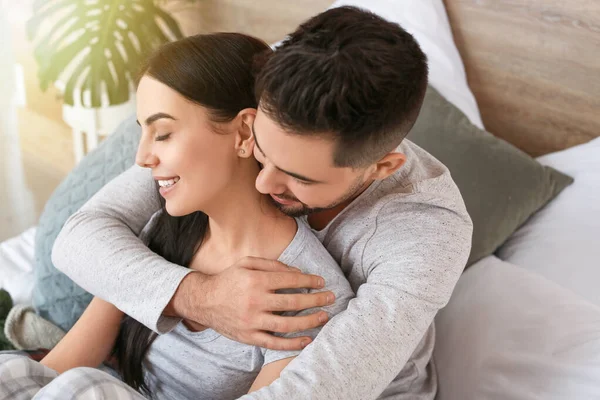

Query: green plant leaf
<box><xmin>28</xmin><ymin>0</ymin><xmax>184</xmax><ymax>107</ymax></box>
<box><xmin>27</xmin><ymin>0</ymin><xmax>73</xmax><ymax>40</ymax></box>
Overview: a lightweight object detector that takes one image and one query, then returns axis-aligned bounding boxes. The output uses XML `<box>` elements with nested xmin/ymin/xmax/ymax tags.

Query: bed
<box><xmin>1</xmin><ymin>0</ymin><xmax>600</xmax><ymax>399</ymax></box>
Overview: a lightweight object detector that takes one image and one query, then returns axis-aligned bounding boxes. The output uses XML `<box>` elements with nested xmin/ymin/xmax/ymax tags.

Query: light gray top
<box><xmin>53</xmin><ymin>139</ymin><xmax>473</xmax><ymax>399</ymax></box>
<box><xmin>140</xmin><ymin>216</ymin><xmax>354</xmax><ymax>400</ymax></box>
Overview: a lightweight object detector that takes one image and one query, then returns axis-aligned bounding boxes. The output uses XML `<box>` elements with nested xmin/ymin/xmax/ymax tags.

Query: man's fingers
<box><xmin>241</xmin><ymin>256</ymin><xmax>298</xmax><ymax>273</ymax></box>
<box><xmin>266</xmin><ymin>271</ymin><xmax>326</xmax><ymax>290</ymax></box>
<box><xmin>259</xmin><ymin>311</ymin><xmax>329</xmax><ymax>334</ymax></box>
<box><xmin>252</xmin><ymin>332</ymin><xmax>313</xmax><ymax>351</ymax></box>
<box><xmin>266</xmin><ymin>292</ymin><xmax>334</xmax><ymax>311</ymax></box>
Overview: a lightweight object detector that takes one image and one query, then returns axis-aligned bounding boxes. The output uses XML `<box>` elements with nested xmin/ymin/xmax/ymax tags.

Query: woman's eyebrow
<box><xmin>136</xmin><ymin>112</ymin><xmax>177</xmax><ymax>126</ymax></box>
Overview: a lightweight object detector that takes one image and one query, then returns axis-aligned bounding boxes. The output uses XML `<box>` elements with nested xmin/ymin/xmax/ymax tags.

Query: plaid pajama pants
<box><xmin>0</xmin><ymin>352</ymin><xmax>146</xmax><ymax>400</ymax></box>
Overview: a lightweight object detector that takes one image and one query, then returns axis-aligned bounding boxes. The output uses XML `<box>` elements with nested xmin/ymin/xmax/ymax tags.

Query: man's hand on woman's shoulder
<box><xmin>163</xmin><ymin>256</ymin><xmax>335</xmax><ymax>350</ymax></box>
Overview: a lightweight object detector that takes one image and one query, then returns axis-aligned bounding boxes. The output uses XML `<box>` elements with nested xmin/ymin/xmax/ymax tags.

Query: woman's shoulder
<box><xmin>279</xmin><ymin>219</ymin><xmax>343</xmax><ymax>278</ymax></box>
<box><xmin>280</xmin><ymin>219</ymin><xmax>355</xmax><ymax>312</ymax></box>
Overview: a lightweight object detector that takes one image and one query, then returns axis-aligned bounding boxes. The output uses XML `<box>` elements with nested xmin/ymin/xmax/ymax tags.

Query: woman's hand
<box><xmin>164</xmin><ymin>256</ymin><xmax>335</xmax><ymax>350</ymax></box>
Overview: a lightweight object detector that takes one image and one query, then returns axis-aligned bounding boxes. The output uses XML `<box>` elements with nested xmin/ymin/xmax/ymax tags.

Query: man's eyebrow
<box><xmin>136</xmin><ymin>112</ymin><xmax>177</xmax><ymax>126</ymax></box>
<box><xmin>252</xmin><ymin>122</ymin><xmax>324</xmax><ymax>184</ymax></box>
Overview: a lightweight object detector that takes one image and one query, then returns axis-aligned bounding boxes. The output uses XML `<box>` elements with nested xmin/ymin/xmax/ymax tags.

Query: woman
<box><xmin>0</xmin><ymin>33</ymin><xmax>353</xmax><ymax>399</ymax></box>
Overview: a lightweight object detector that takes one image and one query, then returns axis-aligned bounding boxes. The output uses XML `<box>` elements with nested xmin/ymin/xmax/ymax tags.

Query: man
<box><xmin>53</xmin><ymin>6</ymin><xmax>472</xmax><ymax>399</ymax></box>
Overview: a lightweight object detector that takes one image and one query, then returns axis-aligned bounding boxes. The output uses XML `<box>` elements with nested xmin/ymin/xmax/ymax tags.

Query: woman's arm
<box><xmin>41</xmin><ymin>297</ymin><xmax>124</xmax><ymax>374</ymax></box>
<box><xmin>249</xmin><ymin>357</ymin><xmax>295</xmax><ymax>393</ymax></box>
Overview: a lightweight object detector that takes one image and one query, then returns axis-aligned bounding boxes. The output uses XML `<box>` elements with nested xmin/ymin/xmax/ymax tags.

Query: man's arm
<box><xmin>52</xmin><ymin>165</ymin><xmax>190</xmax><ymax>333</ymax></box>
<box><xmin>239</xmin><ymin>199</ymin><xmax>473</xmax><ymax>399</ymax></box>
<box><xmin>53</xmin><ymin>165</ymin><xmax>332</xmax><ymax>342</ymax></box>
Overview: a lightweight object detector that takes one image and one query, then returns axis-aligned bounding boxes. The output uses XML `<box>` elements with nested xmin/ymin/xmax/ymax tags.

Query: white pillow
<box><xmin>434</xmin><ymin>255</ymin><xmax>600</xmax><ymax>400</ymax></box>
<box><xmin>0</xmin><ymin>227</ymin><xmax>36</xmax><ymax>306</ymax></box>
<box><xmin>497</xmin><ymin>137</ymin><xmax>600</xmax><ymax>307</ymax></box>
<box><xmin>327</xmin><ymin>0</ymin><xmax>484</xmax><ymax>129</ymax></box>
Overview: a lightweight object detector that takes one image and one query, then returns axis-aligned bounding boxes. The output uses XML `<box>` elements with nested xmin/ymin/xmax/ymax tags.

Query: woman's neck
<box><xmin>192</xmin><ymin>161</ymin><xmax>297</xmax><ymax>273</ymax></box>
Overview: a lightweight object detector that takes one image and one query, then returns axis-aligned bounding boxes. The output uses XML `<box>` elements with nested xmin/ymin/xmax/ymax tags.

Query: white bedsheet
<box><xmin>0</xmin><ymin>227</ymin><xmax>36</xmax><ymax>306</ymax></box>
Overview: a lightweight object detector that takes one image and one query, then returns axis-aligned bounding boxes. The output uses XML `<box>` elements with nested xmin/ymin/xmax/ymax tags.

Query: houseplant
<box><xmin>27</xmin><ymin>0</ymin><xmax>187</xmax><ymax>108</ymax></box>
<box><xmin>25</xmin><ymin>0</ymin><xmax>194</xmax><ymax>161</ymax></box>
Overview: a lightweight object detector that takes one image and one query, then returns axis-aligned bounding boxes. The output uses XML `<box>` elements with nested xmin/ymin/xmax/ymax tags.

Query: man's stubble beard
<box><xmin>269</xmin><ymin>176</ymin><xmax>369</xmax><ymax>218</ymax></box>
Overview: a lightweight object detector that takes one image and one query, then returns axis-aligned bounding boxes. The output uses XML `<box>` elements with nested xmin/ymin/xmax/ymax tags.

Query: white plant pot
<box><xmin>62</xmin><ymin>99</ymin><xmax>136</xmax><ymax>163</ymax></box>
<box><xmin>57</xmin><ymin>82</ymin><xmax>136</xmax><ymax>163</ymax></box>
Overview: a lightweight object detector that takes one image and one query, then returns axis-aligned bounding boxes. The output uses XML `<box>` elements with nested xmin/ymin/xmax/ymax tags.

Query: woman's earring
<box><xmin>239</xmin><ymin>149</ymin><xmax>246</xmax><ymax>155</ymax></box>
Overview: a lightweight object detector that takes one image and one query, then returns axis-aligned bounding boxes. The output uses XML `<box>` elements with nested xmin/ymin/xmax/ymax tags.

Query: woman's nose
<box><xmin>135</xmin><ymin>138</ymin><xmax>159</xmax><ymax>169</ymax></box>
<box><xmin>255</xmin><ymin>164</ymin><xmax>286</xmax><ymax>195</ymax></box>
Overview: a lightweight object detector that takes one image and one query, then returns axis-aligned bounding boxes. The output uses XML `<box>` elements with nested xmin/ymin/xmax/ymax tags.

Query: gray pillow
<box><xmin>408</xmin><ymin>86</ymin><xmax>573</xmax><ymax>266</ymax></box>
<box><xmin>33</xmin><ymin>117</ymin><xmax>141</xmax><ymax>331</ymax></box>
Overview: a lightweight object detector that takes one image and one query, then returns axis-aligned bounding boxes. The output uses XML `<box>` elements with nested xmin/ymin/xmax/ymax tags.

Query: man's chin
<box><xmin>268</xmin><ymin>197</ymin><xmax>307</xmax><ymax>217</ymax></box>
<box><xmin>270</xmin><ymin>201</ymin><xmax>303</xmax><ymax>217</ymax></box>
<box><xmin>268</xmin><ymin>196</ymin><xmax>330</xmax><ymax>218</ymax></box>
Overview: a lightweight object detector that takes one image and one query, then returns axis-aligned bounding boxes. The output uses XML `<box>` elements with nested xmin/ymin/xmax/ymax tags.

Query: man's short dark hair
<box><xmin>255</xmin><ymin>6</ymin><xmax>429</xmax><ymax>168</ymax></box>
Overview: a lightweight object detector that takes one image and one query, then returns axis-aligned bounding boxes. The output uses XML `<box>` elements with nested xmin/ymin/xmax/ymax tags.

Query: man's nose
<box><xmin>135</xmin><ymin>137</ymin><xmax>159</xmax><ymax>169</ymax></box>
<box><xmin>255</xmin><ymin>165</ymin><xmax>286</xmax><ymax>194</ymax></box>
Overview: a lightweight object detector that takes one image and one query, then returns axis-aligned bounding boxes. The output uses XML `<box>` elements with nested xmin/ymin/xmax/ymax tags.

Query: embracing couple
<box><xmin>0</xmin><ymin>6</ymin><xmax>472</xmax><ymax>400</ymax></box>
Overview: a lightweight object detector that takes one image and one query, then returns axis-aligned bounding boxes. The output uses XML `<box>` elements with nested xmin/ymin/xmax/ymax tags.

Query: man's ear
<box><xmin>235</xmin><ymin>108</ymin><xmax>256</xmax><ymax>158</ymax></box>
<box><xmin>367</xmin><ymin>152</ymin><xmax>406</xmax><ymax>180</ymax></box>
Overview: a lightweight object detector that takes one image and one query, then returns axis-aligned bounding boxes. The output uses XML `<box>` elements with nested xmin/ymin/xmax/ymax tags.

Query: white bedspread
<box><xmin>0</xmin><ymin>227</ymin><xmax>36</xmax><ymax>306</ymax></box>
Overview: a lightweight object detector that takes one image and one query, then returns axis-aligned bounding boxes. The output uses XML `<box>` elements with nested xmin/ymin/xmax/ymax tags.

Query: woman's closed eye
<box><xmin>155</xmin><ymin>133</ymin><xmax>171</xmax><ymax>141</ymax></box>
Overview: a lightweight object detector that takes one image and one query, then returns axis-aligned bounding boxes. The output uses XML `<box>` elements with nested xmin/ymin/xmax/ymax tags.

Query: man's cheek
<box><xmin>292</xmin><ymin>188</ymin><xmax>316</xmax><ymax>205</ymax></box>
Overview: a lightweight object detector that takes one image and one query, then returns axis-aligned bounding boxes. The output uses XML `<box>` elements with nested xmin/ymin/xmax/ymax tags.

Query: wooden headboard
<box><xmin>444</xmin><ymin>0</ymin><xmax>600</xmax><ymax>156</ymax></box>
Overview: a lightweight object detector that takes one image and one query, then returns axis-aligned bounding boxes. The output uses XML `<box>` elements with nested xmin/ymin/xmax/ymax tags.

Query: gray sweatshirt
<box><xmin>52</xmin><ymin>139</ymin><xmax>472</xmax><ymax>399</ymax></box>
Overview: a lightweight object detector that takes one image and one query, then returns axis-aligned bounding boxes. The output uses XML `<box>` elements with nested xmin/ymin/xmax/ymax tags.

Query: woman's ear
<box><xmin>235</xmin><ymin>108</ymin><xmax>256</xmax><ymax>158</ymax></box>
